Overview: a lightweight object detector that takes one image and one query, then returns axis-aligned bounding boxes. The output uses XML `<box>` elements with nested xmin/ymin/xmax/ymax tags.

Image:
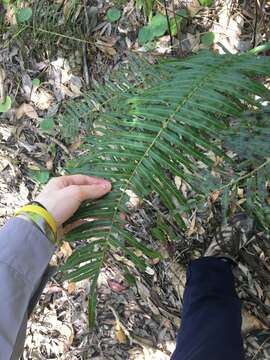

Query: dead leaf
<box><xmin>186</xmin><ymin>212</ymin><xmax>197</xmax><ymax>237</ymax></box>
<box><xmin>19</xmin><ymin>182</ymin><xmax>29</xmax><ymax>200</ymax></box>
<box><xmin>120</xmin><ymin>212</ymin><xmax>127</xmax><ymax>221</ymax></box>
<box><xmin>59</xmin><ymin>84</ymin><xmax>76</xmax><ymax>97</ymax></box>
<box><xmin>241</xmin><ymin>309</ymin><xmax>267</xmax><ymax>334</ymax></box>
<box><xmin>136</xmin><ymin>280</ymin><xmax>160</xmax><ymax>316</ymax></box>
<box><xmin>237</xmin><ymin>188</ymin><xmax>244</xmax><ymax>198</ymax></box>
<box><xmin>63</xmin><ymin>219</ymin><xmax>89</xmax><ymax>234</ymax></box>
<box><xmin>107</xmin><ymin>279</ymin><xmax>128</xmax><ymax>293</ymax></box>
<box><xmin>96</xmin><ymin>40</ymin><xmax>117</xmax><ymax>56</ymax></box>
<box><xmin>69</xmin><ymin>75</ymin><xmax>82</xmax><ymax>97</ymax></box>
<box><xmin>145</xmin><ymin>266</ymin><xmax>155</xmax><ymax>276</ymax></box>
<box><xmin>156</xmin><ymin>35</ymin><xmax>172</xmax><ymax>54</ymax></box>
<box><xmin>211</xmin><ymin>0</ymin><xmax>244</xmax><ymax>54</ymax></box>
<box><xmin>126</xmin><ymin>189</ymin><xmax>140</xmax><ymax>208</ymax></box>
<box><xmin>16</xmin><ymin>103</ymin><xmax>38</xmax><ymax>120</ymax></box>
<box><xmin>254</xmin><ymin>282</ymin><xmax>264</xmax><ymax>299</ymax></box>
<box><xmin>185</xmin><ymin>33</ymin><xmax>200</xmax><ymax>52</ymax></box>
<box><xmin>237</xmin><ymin>198</ymin><xmax>246</xmax><ymax>205</ymax></box>
<box><xmin>187</xmin><ymin>0</ymin><xmax>201</xmax><ymax>16</ymax></box>
<box><xmin>61</xmin><ymin>241</ymin><xmax>73</xmax><ymax>258</ymax></box>
<box><xmin>174</xmin><ymin>176</ymin><xmax>182</xmax><ymax>190</ymax></box>
<box><xmin>69</xmin><ymin>137</ymin><xmax>83</xmax><ymax>152</ymax></box>
<box><xmin>67</xmin><ymin>282</ymin><xmax>77</xmax><ymax>294</ymax></box>
<box><xmin>46</xmin><ymin>285</ymin><xmax>63</xmax><ymax>294</ymax></box>
<box><xmin>115</xmin><ymin>320</ymin><xmax>127</xmax><ymax>344</ymax></box>
<box><xmin>134</xmin><ymin>249</ymin><xmax>144</xmax><ymax>257</ymax></box>
<box><xmin>5</xmin><ymin>5</ymin><xmax>16</xmax><ymax>25</ymax></box>
<box><xmin>31</xmin><ymin>89</ymin><xmax>53</xmax><ymax>110</ymax></box>
<box><xmin>46</xmin><ymin>159</ymin><xmax>54</xmax><ymax>171</ymax></box>
<box><xmin>210</xmin><ymin>190</ymin><xmax>221</xmax><ymax>203</ymax></box>
<box><xmin>136</xmin><ymin>280</ymin><xmax>150</xmax><ymax>299</ymax></box>
<box><xmin>169</xmin><ymin>261</ymin><xmax>186</xmax><ymax>300</ymax></box>
<box><xmin>149</xmin><ymin>257</ymin><xmax>161</xmax><ymax>265</ymax></box>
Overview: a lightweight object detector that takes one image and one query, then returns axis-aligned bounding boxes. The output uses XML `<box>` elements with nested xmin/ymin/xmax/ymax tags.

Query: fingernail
<box><xmin>102</xmin><ymin>182</ymin><xmax>111</xmax><ymax>190</ymax></box>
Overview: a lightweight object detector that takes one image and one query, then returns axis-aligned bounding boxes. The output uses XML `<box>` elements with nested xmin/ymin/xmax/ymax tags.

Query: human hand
<box><xmin>35</xmin><ymin>175</ymin><xmax>111</xmax><ymax>228</ymax></box>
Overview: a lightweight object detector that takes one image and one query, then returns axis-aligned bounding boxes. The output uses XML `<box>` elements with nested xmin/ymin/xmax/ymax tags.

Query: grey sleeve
<box><xmin>0</xmin><ymin>217</ymin><xmax>55</xmax><ymax>360</ymax></box>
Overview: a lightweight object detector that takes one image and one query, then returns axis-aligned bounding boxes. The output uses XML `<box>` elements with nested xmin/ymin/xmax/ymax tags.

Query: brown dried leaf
<box><xmin>31</xmin><ymin>89</ymin><xmax>53</xmax><ymax>110</ymax></box>
<box><xmin>169</xmin><ymin>261</ymin><xmax>186</xmax><ymax>300</ymax></box>
<box><xmin>174</xmin><ymin>176</ymin><xmax>182</xmax><ymax>190</ymax></box>
<box><xmin>237</xmin><ymin>188</ymin><xmax>244</xmax><ymax>198</ymax></box>
<box><xmin>61</xmin><ymin>241</ymin><xmax>73</xmax><ymax>258</ymax></box>
<box><xmin>16</xmin><ymin>103</ymin><xmax>38</xmax><ymax>120</ymax></box>
<box><xmin>186</xmin><ymin>33</ymin><xmax>200</xmax><ymax>52</ymax></box>
<box><xmin>134</xmin><ymin>249</ymin><xmax>144</xmax><ymax>257</ymax></box>
<box><xmin>210</xmin><ymin>190</ymin><xmax>221</xmax><ymax>203</ymax></box>
<box><xmin>46</xmin><ymin>159</ymin><xmax>54</xmax><ymax>171</ymax></box>
<box><xmin>5</xmin><ymin>5</ymin><xmax>16</xmax><ymax>25</ymax></box>
<box><xmin>126</xmin><ymin>189</ymin><xmax>140</xmax><ymax>208</ymax></box>
<box><xmin>69</xmin><ymin>137</ymin><xmax>83</xmax><ymax>152</ymax></box>
<box><xmin>107</xmin><ymin>279</ymin><xmax>128</xmax><ymax>293</ymax></box>
<box><xmin>115</xmin><ymin>320</ymin><xmax>127</xmax><ymax>344</ymax></box>
<box><xmin>96</xmin><ymin>40</ymin><xmax>117</xmax><ymax>56</ymax></box>
<box><xmin>186</xmin><ymin>213</ymin><xmax>197</xmax><ymax>237</ymax></box>
<box><xmin>212</xmin><ymin>0</ymin><xmax>244</xmax><ymax>54</ymax></box>
<box><xmin>241</xmin><ymin>309</ymin><xmax>267</xmax><ymax>334</ymax></box>
<box><xmin>187</xmin><ymin>0</ymin><xmax>201</xmax><ymax>16</ymax></box>
<box><xmin>67</xmin><ymin>282</ymin><xmax>77</xmax><ymax>294</ymax></box>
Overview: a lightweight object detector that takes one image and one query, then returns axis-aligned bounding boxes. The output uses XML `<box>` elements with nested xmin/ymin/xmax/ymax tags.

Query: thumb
<box><xmin>70</xmin><ymin>182</ymin><xmax>112</xmax><ymax>202</ymax></box>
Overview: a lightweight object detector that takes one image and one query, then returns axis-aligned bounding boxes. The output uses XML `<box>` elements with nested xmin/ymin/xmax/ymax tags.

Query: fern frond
<box><xmin>8</xmin><ymin>0</ymin><xmax>86</xmax><ymax>51</ymax></box>
<box><xmin>62</xmin><ymin>51</ymin><xmax>270</xmax><ymax>325</ymax></box>
<box><xmin>222</xmin><ymin>108</ymin><xmax>270</xmax><ymax>228</ymax></box>
<box><xmin>57</xmin><ymin>54</ymin><xmax>163</xmax><ymax>141</ymax></box>
<box><xmin>33</xmin><ymin>0</ymin><xmax>83</xmax><ymax>41</ymax></box>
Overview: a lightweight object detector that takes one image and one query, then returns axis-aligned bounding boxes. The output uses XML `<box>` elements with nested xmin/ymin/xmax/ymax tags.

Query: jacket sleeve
<box><xmin>0</xmin><ymin>217</ymin><xmax>55</xmax><ymax>360</ymax></box>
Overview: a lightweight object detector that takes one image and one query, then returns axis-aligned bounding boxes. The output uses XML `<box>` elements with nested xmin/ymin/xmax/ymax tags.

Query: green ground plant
<box><xmin>1</xmin><ymin>0</ymin><xmax>88</xmax><ymax>55</ymax></box>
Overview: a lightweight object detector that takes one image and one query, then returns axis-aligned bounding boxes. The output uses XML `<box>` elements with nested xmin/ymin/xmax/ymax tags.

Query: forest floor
<box><xmin>1</xmin><ymin>0</ymin><xmax>270</xmax><ymax>359</ymax></box>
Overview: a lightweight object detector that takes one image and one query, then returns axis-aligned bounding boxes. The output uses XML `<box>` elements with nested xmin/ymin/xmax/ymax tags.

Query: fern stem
<box><xmin>221</xmin><ymin>158</ymin><xmax>270</xmax><ymax>190</ymax></box>
<box><xmin>4</xmin><ymin>25</ymin><xmax>28</xmax><ymax>48</ymax></box>
<box><xmin>163</xmin><ymin>0</ymin><xmax>173</xmax><ymax>51</ymax></box>
<box><xmin>30</xmin><ymin>27</ymin><xmax>94</xmax><ymax>44</ymax></box>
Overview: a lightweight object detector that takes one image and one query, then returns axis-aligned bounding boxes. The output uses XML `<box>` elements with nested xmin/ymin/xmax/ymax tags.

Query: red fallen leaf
<box><xmin>107</xmin><ymin>279</ymin><xmax>128</xmax><ymax>293</ymax></box>
<box><xmin>120</xmin><ymin>212</ymin><xmax>126</xmax><ymax>221</ymax></box>
<box><xmin>210</xmin><ymin>190</ymin><xmax>221</xmax><ymax>203</ymax></box>
<box><xmin>46</xmin><ymin>285</ymin><xmax>63</xmax><ymax>294</ymax></box>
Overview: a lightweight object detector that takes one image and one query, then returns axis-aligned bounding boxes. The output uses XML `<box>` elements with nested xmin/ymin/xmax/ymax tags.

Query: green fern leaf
<box><xmin>222</xmin><ymin>108</ymin><xmax>270</xmax><ymax>229</ymax></box>
<box><xmin>61</xmin><ymin>51</ymin><xmax>270</xmax><ymax>325</ymax></box>
<box><xmin>57</xmin><ymin>54</ymin><xmax>163</xmax><ymax>142</ymax></box>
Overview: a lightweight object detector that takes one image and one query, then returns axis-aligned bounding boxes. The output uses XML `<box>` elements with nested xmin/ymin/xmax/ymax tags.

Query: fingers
<box><xmin>61</xmin><ymin>175</ymin><xmax>110</xmax><ymax>187</ymax></box>
<box><xmin>34</xmin><ymin>175</ymin><xmax>112</xmax><ymax>228</ymax></box>
<box><xmin>46</xmin><ymin>175</ymin><xmax>110</xmax><ymax>191</ymax></box>
<box><xmin>66</xmin><ymin>182</ymin><xmax>112</xmax><ymax>202</ymax></box>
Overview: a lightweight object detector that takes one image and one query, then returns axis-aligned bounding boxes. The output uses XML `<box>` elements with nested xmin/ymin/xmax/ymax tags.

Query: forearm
<box><xmin>0</xmin><ymin>174</ymin><xmax>111</xmax><ymax>359</ymax></box>
<box><xmin>0</xmin><ymin>217</ymin><xmax>55</xmax><ymax>359</ymax></box>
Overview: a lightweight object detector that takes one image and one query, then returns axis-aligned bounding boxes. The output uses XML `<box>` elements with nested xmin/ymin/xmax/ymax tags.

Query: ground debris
<box><xmin>0</xmin><ymin>0</ymin><xmax>269</xmax><ymax>358</ymax></box>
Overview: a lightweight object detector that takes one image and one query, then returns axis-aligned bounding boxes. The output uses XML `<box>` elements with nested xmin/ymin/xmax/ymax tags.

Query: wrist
<box><xmin>15</xmin><ymin>203</ymin><xmax>62</xmax><ymax>246</ymax></box>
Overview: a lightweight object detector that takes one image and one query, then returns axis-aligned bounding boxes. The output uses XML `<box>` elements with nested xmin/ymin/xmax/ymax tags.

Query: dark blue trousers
<box><xmin>171</xmin><ymin>257</ymin><xmax>245</xmax><ymax>360</ymax></box>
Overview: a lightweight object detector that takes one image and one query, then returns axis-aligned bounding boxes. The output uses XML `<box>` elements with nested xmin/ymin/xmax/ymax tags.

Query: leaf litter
<box><xmin>0</xmin><ymin>0</ymin><xmax>269</xmax><ymax>359</ymax></box>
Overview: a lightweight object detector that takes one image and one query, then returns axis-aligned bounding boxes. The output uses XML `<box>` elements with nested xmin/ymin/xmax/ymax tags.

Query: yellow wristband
<box><xmin>15</xmin><ymin>204</ymin><xmax>57</xmax><ymax>235</ymax></box>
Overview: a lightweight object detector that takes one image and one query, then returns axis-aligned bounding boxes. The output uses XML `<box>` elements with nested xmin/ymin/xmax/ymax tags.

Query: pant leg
<box><xmin>171</xmin><ymin>257</ymin><xmax>245</xmax><ymax>360</ymax></box>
